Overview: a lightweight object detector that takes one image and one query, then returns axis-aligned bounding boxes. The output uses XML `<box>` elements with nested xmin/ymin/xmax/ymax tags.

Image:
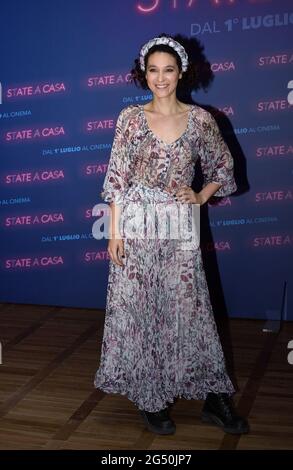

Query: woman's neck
<box><xmin>147</xmin><ymin>97</ymin><xmax>185</xmax><ymax>116</ymax></box>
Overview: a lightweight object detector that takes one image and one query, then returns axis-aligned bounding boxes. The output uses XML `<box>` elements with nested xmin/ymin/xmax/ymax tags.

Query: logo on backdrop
<box><xmin>255</xmin><ymin>190</ymin><xmax>293</xmax><ymax>202</ymax></box>
<box><xmin>256</xmin><ymin>145</ymin><xmax>293</xmax><ymax>158</ymax></box>
<box><xmin>4</xmin><ymin>127</ymin><xmax>65</xmax><ymax>141</ymax></box>
<box><xmin>136</xmin><ymin>0</ymin><xmax>272</xmax><ymax>14</ymax></box>
<box><xmin>5</xmin><ymin>213</ymin><xmax>64</xmax><ymax>227</ymax></box>
<box><xmin>258</xmin><ymin>53</ymin><xmax>293</xmax><ymax>67</ymax></box>
<box><xmin>5</xmin><ymin>256</ymin><xmax>64</xmax><ymax>269</ymax></box>
<box><xmin>257</xmin><ymin>99</ymin><xmax>292</xmax><ymax>112</ymax></box>
<box><xmin>253</xmin><ymin>235</ymin><xmax>293</xmax><ymax>248</ymax></box>
<box><xmin>86</xmin><ymin>119</ymin><xmax>115</xmax><ymax>133</ymax></box>
<box><xmin>6</xmin><ymin>82</ymin><xmax>66</xmax><ymax>100</ymax></box>
<box><xmin>5</xmin><ymin>170</ymin><xmax>65</xmax><ymax>184</ymax></box>
<box><xmin>87</xmin><ymin>73</ymin><xmax>131</xmax><ymax>87</ymax></box>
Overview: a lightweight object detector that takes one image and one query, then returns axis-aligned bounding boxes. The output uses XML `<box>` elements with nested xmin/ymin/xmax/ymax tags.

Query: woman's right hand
<box><xmin>108</xmin><ymin>237</ymin><xmax>125</xmax><ymax>266</ymax></box>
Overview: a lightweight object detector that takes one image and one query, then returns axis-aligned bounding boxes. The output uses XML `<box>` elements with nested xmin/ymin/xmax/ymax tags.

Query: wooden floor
<box><xmin>0</xmin><ymin>303</ymin><xmax>292</xmax><ymax>450</ymax></box>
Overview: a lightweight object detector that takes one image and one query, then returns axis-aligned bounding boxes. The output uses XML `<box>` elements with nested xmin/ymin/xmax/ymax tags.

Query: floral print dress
<box><xmin>94</xmin><ymin>103</ymin><xmax>237</xmax><ymax>412</ymax></box>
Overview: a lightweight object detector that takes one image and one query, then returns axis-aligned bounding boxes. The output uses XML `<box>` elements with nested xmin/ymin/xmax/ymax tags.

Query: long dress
<box><xmin>94</xmin><ymin>103</ymin><xmax>237</xmax><ymax>412</ymax></box>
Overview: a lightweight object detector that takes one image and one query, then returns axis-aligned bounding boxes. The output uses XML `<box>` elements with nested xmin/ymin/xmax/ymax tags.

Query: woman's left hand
<box><xmin>175</xmin><ymin>185</ymin><xmax>205</xmax><ymax>205</ymax></box>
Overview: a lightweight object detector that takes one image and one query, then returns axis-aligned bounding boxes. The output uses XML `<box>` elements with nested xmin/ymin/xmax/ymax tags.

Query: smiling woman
<box><xmin>94</xmin><ymin>33</ymin><xmax>248</xmax><ymax>437</ymax></box>
<box><xmin>136</xmin><ymin>45</ymin><xmax>194</xmax><ymax>145</ymax></box>
<box><xmin>130</xmin><ymin>34</ymin><xmax>197</xmax><ymax>91</ymax></box>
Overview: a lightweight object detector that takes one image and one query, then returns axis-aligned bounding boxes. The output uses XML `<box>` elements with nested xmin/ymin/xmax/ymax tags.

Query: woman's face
<box><xmin>145</xmin><ymin>51</ymin><xmax>182</xmax><ymax>98</ymax></box>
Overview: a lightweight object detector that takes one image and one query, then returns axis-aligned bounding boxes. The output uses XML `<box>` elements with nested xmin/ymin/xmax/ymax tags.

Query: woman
<box><xmin>94</xmin><ymin>34</ymin><xmax>249</xmax><ymax>436</ymax></box>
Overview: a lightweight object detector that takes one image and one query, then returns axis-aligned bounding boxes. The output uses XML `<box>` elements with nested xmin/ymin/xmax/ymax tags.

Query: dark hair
<box><xmin>129</xmin><ymin>33</ymin><xmax>198</xmax><ymax>91</ymax></box>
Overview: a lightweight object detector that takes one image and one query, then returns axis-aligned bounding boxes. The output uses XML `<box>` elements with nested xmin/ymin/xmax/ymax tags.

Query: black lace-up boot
<box><xmin>201</xmin><ymin>392</ymin><xmax>249</xmax><ymax>434</ymax></box>
<box><xmin>140</xmin><ymin>407</ymin><xmax>176</xmax><ymax>435</ymax></box>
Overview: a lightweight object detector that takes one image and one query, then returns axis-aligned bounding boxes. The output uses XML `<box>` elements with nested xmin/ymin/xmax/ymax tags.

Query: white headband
<box><xmin>139</xmin><ymin>36</ymin><xmax>189</xmax><ymax>72</ymax></box>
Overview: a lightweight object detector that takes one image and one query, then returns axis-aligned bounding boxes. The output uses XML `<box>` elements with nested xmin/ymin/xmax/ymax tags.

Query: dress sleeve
<box><xmin>100</xmin><ymin>108</ymin><xmax>130</xmax><ymax>204</ymax></box>
<box><xmin>199</xmin><ymin>112</ymin><xmax>237</xmax><ymax>197</ymax></box>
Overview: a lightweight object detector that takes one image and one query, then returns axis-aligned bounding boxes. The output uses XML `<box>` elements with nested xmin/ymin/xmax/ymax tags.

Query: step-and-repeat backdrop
<box><xmin>0</xmin><ymin>0</ymin><xmax>292</xmax><ymax>319</ymax></box>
